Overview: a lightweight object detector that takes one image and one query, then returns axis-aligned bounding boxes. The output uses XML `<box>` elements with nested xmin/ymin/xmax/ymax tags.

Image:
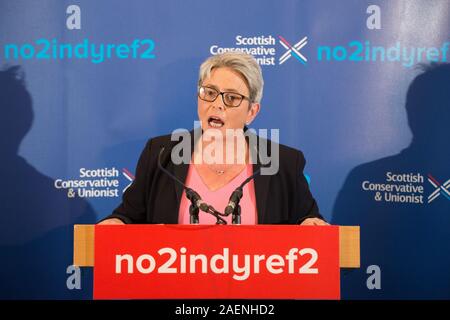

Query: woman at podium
<box><xmin>99</xmin><ymin>53</ymin><xmax>327</xmax><ymax>226</ymax></box>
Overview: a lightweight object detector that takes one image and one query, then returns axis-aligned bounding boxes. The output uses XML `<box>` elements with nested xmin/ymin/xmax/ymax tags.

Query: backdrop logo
<box><xmin>122</xmin><ymin>168</ymin><xmax>135</xmax><ymax>193</ymax></box>
<box><xmin>361</xmin><ymin>172</ymin><xmax>424</xmax><ymax>204</ymax></box>
<box><xmin>209</xmin><ymin>35</ymin><xmax>308</xmax><ymax>67</ymax></box>
<box><xmin>278</xmin><ymin>36</ymin><xmax>308</xmax><ymax>65</ymax></box>
<box><xmin>427</xmin><ymin>174</ymin><xmax>450</xmax><ymax>203</ymax></box>
<box><xmin>54</xmin><ymin>167</ymin><xmax>124</xmax><ymax>198</ymax></box>
<box><xmin>361</xmin><ymin>171</ymin><xmax>450</xmax><ymax>205</ymax></box>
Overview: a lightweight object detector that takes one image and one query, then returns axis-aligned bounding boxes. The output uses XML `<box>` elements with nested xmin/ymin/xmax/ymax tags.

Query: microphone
<box><xmin>224</xmin><ymin>167</ymin><xmax>261</xmax><ymax>223</ymax></box>
<box><xmin>185</xmin><ymin>188</ymin><xmax>209</xmax><ymax>212</ymax></box>
<box><xmin>224</xmin><ymin>188</ymin><xmax>243</xmax><ymax>216</ymax></box>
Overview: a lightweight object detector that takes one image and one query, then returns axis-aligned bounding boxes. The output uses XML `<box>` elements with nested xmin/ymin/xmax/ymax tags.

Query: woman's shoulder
<box><xmin>255</xmin><ymin>134</ymin><xmax>305</xmax><ymax>160</ymax></box>
<box><xmin>250</xmin><ymin>135</ymin><xmax>306</xmax><ymax>176</ymax></box>
<box><xmin>145</xmin><ymin>131</ymin><xmax>187</xmax><ymax>150</ymax></box>
<box><xmin>277</xmin><ymin>142</ymin><xmax>306</xmax><ymax>171</ymax></box>
<box><xmin>148</xmin><ymin>132</ymin><xmax>176</xmax><ymax>144</ymax></box>
<box><xmin>278</xmin><ymin>142</ymin><xmax>305</xmax><ymax>159</ymax></box>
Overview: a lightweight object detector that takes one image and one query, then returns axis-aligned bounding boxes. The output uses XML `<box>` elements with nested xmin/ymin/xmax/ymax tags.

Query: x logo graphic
<box><xmin>122</xmin><ymin>168</ymin><xmax>135</xmax><ymax>193</ymax></box>
<box><xmin>427</xmin><ymin>174</ymin><xmax>450</xmax><ymax>203</ymax></box>
<box><xmin>278</xmin><ymin>36</ymin><xmax>308</xmax><ymax>65</ymax></box>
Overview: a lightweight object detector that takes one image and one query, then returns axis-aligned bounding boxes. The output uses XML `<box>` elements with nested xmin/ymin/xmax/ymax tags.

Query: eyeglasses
<box><xmin>198</xmin><ymin>86</ymin><xmax>251</xmax><ymax>108</ymax></box>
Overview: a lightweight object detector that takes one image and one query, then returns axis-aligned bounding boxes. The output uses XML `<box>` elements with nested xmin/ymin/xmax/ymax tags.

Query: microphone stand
<box><xmin>206</xmin><ymin>206</ymin><xmax>227</xmax><ymax>225</ymax></box>
<box><xmin>184</xmin><ymin>188</ymin><xmax>204</xmax><ymax>224</ymax></box>
<box><xmin>232</xmin><ymin>205</ymin><xmax>241</xmax><ymax>225</ymax></box>
<box><xmin>189</xmin><ymin>205</ymin><xmax>199</xmax><ymax>224</ymax></box>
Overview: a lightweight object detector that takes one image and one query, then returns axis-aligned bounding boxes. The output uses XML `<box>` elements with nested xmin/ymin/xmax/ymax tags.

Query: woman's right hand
<box><xmin>98</xmin><ymin>218</ymin><xmax>125</xmax><ymax>225</ymax></box>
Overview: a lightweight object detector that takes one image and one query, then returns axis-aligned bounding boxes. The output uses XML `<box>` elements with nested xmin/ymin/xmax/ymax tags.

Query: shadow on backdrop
<box><xmin>332</xmin><ymin>63</ymin><xmax>450</xmax><ymax>299</ymax></box>
<box><xmin>0</xmin><ymin>66</ymin><xmax>96</xmax><ymax>299</ymax></box>
<box><xmin>100</xmin><ymin>58</ymin><xmax>202</xmax><ymax>219</ymax></box>
<box><xmin>151</xmin><ymin>57</ymin><xmax>201</xmax><ymax>135</ymax></box>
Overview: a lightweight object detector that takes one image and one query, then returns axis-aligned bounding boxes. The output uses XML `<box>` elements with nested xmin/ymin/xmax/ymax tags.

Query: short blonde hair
<box><xmin>198</xmin><ymin>52</ymin><xmax>264</xmax><ymax>103</ymax></box>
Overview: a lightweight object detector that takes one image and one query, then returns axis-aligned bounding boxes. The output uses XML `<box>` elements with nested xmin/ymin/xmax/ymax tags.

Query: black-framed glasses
<box><xmin>198</xmin><ymin>86</ymin><xmax>251</xmax><ymax>108</ymax></box>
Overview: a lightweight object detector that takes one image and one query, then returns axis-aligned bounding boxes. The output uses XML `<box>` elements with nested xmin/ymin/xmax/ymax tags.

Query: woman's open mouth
<box><xmin>208</xmin><ymin>116</ymin><xmax>225</xmax><ymax>128</ymax></box>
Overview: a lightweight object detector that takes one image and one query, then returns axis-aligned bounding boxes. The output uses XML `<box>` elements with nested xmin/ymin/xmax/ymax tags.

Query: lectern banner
<box><xmin>93</xmin><ymin>225</ymin><xmax>340</xmax><ymax>299</ymax></box>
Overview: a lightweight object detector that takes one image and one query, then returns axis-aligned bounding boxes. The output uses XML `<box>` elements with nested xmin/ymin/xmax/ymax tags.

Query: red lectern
<box><xmin>73</xmin><ymin>225</ymin><xmax>360</xmax><ymax>300</ymax></box>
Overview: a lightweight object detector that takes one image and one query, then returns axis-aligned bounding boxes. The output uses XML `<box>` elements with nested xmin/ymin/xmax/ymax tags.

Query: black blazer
<box><xmin>105</xmin><ymin>130</ymin><xmax>322</xmax><ymax>224</ymax></box>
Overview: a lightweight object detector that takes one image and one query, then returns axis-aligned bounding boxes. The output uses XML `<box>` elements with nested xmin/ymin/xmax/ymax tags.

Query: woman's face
<box><xmin>198</xmin><ymin>67</ymin><xmax>260</xmax><ymax>135</ymax></box>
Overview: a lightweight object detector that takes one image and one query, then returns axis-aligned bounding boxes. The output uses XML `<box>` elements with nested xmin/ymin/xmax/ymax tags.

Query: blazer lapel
<box><xmin>173</xmin><ymin>162</ymin><xmax>188</xmax><ymax>207</ymax></box>
<box><xmin>249</xmin><ymin>132</ymin><xmax>272</xmax><ymax>224</ymax></box>
<box><xmin>172</xmin><ymin>129</ymin><xmax>198</xmax><ymax>207</ymax></box>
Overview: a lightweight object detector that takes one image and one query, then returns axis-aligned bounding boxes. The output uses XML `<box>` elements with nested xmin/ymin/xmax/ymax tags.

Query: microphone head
<box><xmin>230</xmin><ymin>188</ymin><xmax>243</xmax><ymax>202</ymax></box>
<box><xmin>224</xmin><ymin>187</ymin><xmax>243</xmax><ymax>216</ymax></box>
<box><xmin>187</xmin><ymin>188</ymin><xmax>209</xmax><ymax>212</ymax></box>
<box><xmin>224</xmin><ymin>205</ymin><xmax>234</xmax><ymax>216</ymax></box>
<box><xmin>186</xmin><ymin>188</ymin><xmax>201</xmax><ymax>202</ymax></box>
<box><xmin>198</xmin><ymin>202</ymin><xmax>209</xmax><ymax>212</ymax></box>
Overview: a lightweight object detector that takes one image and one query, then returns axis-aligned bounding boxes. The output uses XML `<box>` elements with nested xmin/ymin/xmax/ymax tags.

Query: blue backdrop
<box><xmin>0</xmin><ymin>0</ymin><xmax>449</xmax><ymax>299</ymax></box>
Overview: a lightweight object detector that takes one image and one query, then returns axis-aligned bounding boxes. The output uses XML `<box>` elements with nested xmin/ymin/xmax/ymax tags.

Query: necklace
<box><xmin>206</xmin><ymin>165</ymin><xmax>226</xmax><ymax>175</ymax></box>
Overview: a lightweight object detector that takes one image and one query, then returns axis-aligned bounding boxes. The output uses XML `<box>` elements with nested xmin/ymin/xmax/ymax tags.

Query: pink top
<box><xmin>178</xmin><ymin>163</ymin><xmax>258</xmax><ymax>225</ymax></box>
